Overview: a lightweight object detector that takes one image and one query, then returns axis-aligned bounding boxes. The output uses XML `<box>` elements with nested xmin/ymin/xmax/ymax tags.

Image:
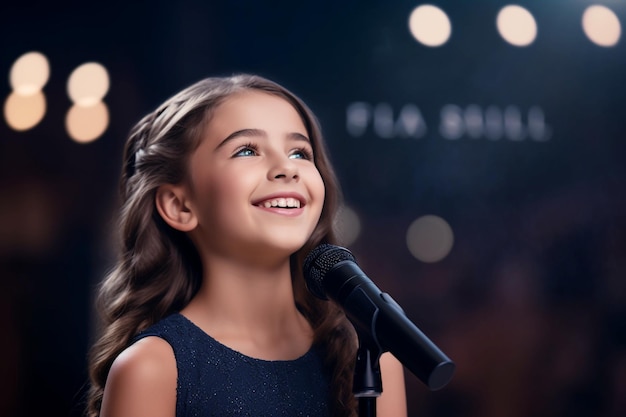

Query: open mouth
<box><xmin>255</xmin><ymin>197</ymin><xmax>302</xmax><ymax>209</ymax></box>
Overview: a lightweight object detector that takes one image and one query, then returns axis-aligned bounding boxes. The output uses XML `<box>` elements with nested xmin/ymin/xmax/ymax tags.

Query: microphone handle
<box><xmin>327</xmin><ymin>262</ymin><xmax>455</xmax><ymax>390</ymax></box>
<box><xmin>376</xmin><ymin>295</ymin><xmax>455</xmax><ymax>390</ymax></box>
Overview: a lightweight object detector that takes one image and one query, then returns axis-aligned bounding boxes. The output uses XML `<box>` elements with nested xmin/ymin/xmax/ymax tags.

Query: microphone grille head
<box><xmin>303</xmin><ymin>244</ymin><xmax>356</xmax><ymax>299</ymax></box>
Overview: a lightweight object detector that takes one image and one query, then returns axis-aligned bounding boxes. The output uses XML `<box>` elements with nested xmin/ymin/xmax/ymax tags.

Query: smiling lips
<box><xmin>258</xmin><ymin>197</ymin><xmax>301</xmax><ymax>209</ymax></box>
<box><xmin>253</xmin><ymin>194</ymin><xmax>305</xmax><ymax>212</ymax></box>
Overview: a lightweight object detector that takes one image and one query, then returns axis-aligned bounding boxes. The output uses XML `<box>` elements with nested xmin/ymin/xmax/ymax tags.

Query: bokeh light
<box><xmin>65</xmin><ymin>62</ymin><xmax>111</xmax><ymax>142</ymax></box>
<box><xmin>408</xmin><ymin>5</ymin><xmax>452</xmax><ymax>47</ymax></box>
<box><xmin>9</xmin><ymin>51</ymin><xmax>50</xmax><ymax>96</ymax></box>
<box><xmin>67</xmin><ymin>62</ymin><xmax>110</xmax><ymax>106</ymax></box>
<box><xmin>496</xmin><ymin>5</ymin><xmax>538</xmax><ymax>47</ymax></box>
<box><xmin>582</xmin><ymin>5</ymin><xmax>621</xmax><ymax>47</ymax></box>
<box><xmin>335</xmin><ymin>205</ymin><xmax>362</xmax><ymax>247</ymax></box>
<box><xmin>4</xmin><ymin>91</ymin><xmax>46</xmax><ymax>131</ymax></box>
<box><xmin>65</xmin><ymin>102</ymin><xmax>109</xmax><ymax>143</ymax></box>
<box><xmin>406</xmin><ymin>215</ymin><xmax>454</xmax><ymax>263</ymax></box>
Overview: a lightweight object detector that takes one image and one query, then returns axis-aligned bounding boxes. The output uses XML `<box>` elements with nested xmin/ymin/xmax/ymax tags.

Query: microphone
<box><xmin>303</xmin><ymin>244</ymin><xmax>455</xmax><ymax>391</ymax></box>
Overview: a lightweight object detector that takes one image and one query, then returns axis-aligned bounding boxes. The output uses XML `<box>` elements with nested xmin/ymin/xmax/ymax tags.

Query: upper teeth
<box><xmin>261</xmin><ymin>198</ymin><xmax>301</xmax><ymax>208</ymax></box>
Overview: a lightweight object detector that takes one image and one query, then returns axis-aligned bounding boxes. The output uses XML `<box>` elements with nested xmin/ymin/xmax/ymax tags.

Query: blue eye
<box><xmin>290</xmin><ymin>148</ymin><xmax>313</xmax><ymax>160</ymax></box>
<box><xmin>233</xmin><ymin>143</ymin><xmax>258</xmax><ymax>157</ymax></box>
<box><xmin>235</xmin><ymin>148</ymin><xmax>255</xmax><ymax>157</ymax></box>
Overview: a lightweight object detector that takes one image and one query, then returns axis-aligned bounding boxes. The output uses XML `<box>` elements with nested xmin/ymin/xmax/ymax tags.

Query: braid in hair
<box><xmin>87</xmin><ymin>90</ymin><xmax>209</xmax><ymax>417</ymax></box>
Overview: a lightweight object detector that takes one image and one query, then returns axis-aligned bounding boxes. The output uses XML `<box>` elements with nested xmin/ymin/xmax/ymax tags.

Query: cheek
<box><xmin>208</xmin><ymin>181</ymin><xmax>244</xmax><ymax>219</ymax></box>
<box><xmin>316</xmin><ymin>175</ymin><xmax>326</xmax><ymax>205</ymax></box>
<box><xmin>310</xmin><ymin>168</ymin><xmax>326</xmax><ymax>212</ymax></box>
<box><xmin>190</xmin><ymin>168</ymin><xmax>239</xmax><ymax>218</ymax></box>
<box><xmin>208</xmin><ymin>170</ymin><xmax>261</xmax><ymax>222</ymax></box>
<box><xmin>209</xmin><ymin>165</ymin><xmax>251</xmax><ymax>196</ymax></box>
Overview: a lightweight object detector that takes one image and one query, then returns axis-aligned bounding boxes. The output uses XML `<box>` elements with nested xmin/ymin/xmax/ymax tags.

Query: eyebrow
<box><xmin>216</xmin><ymin>128</ymin><xmax>310</xmax><ymax>149</ymax></box>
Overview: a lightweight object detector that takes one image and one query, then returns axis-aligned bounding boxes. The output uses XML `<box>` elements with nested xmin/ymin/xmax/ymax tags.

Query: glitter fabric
<box><xmin>133</xmin><ymin>313</ymin><xmax>332</xmax><ymax>417</ymax></box>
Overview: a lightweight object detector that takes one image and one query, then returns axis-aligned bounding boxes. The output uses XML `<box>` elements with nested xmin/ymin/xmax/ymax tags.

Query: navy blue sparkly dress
<box><xmin>134</xmin><ymin>313</ymin><xmax>332</xmax><ymax>417</ymax></box>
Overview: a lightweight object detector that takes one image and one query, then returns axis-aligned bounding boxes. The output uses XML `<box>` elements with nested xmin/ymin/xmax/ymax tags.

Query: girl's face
<box><xmin>184</xmin><ymin>91</ymin><xmax>325</xmax><ymax>263</ymax></box>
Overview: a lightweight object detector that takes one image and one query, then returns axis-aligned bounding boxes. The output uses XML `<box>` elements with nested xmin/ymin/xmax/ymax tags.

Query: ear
<box><xmin>155</xmin><ymin>184</ymin><xmax>198</xmax><ymax>232</ymax></box>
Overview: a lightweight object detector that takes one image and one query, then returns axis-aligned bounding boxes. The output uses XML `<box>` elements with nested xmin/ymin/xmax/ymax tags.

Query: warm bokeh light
<box><xmin>408</xmin><ymin>5</ymin><xmax>452</xmax><ymax>47</ymax></box>
<box><xmin>406</xmin><ymin>215</ymin><xmax>454</xmax><ymax>263</ymax></box>
<box><xmin>496</xmin><ymin>5</ymin><xmax>537</xmax><ymax>46</ymax></box>
<box><xmin>65</xmin><ymin>101</ymin><xmax>109</xmax><ymax>143</ymax></box>
<box><xmin>4</xmin><ymin>91</ymin><xmax>46</xmax><ymax>131</ymax></box>
<box><xmin>334</xmin><ymin>205</ymin><xmax>362</xmax><ymax>247</ymax></box>
<box><xmin>67</xmin><ymin>62</ymin><xmax>110</xmax><ymax>106</ymax></box>
<box><xmin>582</xmin><ymin>5</ymin><xmax>621</xmax><ymax>47</ymax></box>
<box><xmin>9</xmin><ymin>51</ymin><xmax>50</xmax><ymax>96</ymax></box>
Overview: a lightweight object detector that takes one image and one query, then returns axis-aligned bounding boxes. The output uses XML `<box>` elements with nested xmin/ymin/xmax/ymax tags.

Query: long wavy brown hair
<box><xmin>86</xmin><ymin>74</ymin><xmax>357</xmax><ymax>417</ymax></box>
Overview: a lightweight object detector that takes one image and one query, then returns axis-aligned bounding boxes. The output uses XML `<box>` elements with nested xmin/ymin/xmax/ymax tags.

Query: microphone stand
<box><xmin>353</xmin><ymin>332</ymin><xmax>383</xmax><ymax>417</ymax></box>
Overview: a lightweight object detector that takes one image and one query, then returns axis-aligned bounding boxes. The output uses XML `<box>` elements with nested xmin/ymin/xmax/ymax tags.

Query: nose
<box><xmin>267</xmin><ymin>156</ymin><xmax>300</xmax><ymax>182</ymax></box>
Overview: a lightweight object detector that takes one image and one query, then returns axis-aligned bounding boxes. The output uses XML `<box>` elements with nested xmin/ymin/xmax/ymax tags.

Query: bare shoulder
<box><xmin>100</xmin><ymin>336</ymin><xmax>177</xmax><ymax>417</ymax></box>
<box><xmin>377</xmin><ymin>352</ymin><xmax>408</xmax><ymax>417</ymax></box>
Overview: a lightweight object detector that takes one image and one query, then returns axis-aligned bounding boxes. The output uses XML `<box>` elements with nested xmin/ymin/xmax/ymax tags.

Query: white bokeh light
<box><xmin>406</xmin><ymin>215</ymin><xmax>454</xmax><ymax>263</ymax></box>
<box><xmin>9</xmin><ymin>51</ymin><xmax>50</xmax><ymax>96</ymax></box>
<box><xmin>496</xmin><ymin>5</ymin><xmax>538</xmax><ymax>47</ymax></box>
<box><xmin>408</xmin><ymin>5</ymin><xmax>452</xmax><ymax>47</ymax></box>
<box><xmin>67</xmin><ymin>62</ymin><xmax>110</xmax><ymax>107</ymax></box>
<box><xmin>582</xmin><ymin>5</ymin><xmax>621</xmax><ymax>47</ymax></box>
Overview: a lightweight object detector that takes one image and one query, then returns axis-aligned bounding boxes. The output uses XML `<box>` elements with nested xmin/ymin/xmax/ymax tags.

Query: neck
<box><xmin>181</xmin><ymin>253</ymin><xmax>312</xmax><ymax>360</ymax></box>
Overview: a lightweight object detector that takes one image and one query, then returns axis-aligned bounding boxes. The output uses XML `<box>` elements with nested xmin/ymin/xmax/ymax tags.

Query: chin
<box><xmin>259</xmin><ymin>238</ymin><xmax>309</xmax><ymax>258</ymax></box>
<box><xmin>276</xmin><ymin>240</ymin><xmax>309</xmax><ymax>256</ymax></box>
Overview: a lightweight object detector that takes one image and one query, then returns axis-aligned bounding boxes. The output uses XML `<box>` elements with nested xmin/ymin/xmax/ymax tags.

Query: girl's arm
<box><xmin>377</xmin><ymin>352</ymin><xmax>408</xmax><ymax>417</ymax></box>
<box><xmin>100</xmin><ymin>337</ymin><xmax>177</xmax><ymax>417</ymax></box>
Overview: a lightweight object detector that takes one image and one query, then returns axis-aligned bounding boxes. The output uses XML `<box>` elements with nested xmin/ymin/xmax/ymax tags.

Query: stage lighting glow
<box><xmin>582</xmin><ymin>5</ymin><xmax>621</xmax><ymax>47</ymax></box>
<box><xmin>67</xmin><ymin>62</ymin><xmax>110</xmax><ymax>107</ymax></box>
<box><xmin>9</xmin><ymin>51</ymin><xmax>50</xmax><ymax>96</ymax></box>
<box><xmin>65</xmin><ymin>101</ymin><xmax>109</xmax><ymax>143</ymax></box>
<box><xmin>406</xmin><ymin>215</ymin><xmax>454</xmax><ymax>263</ymax></box>
<box><xmin>4</xmin><ymin>91</ymin><xmax>46</xmax><ymax>131</ymax></box>
<box><xmin>335</xmin><ymin>205</ymin><xmax>361</xmax><ymax>247</ymax></box>
<box><xmin>408</xmin><ymin>5</ymin><xmax>452</xmax><ymax>47</ymax></box>
<box><xmin>496</xmin><ymin>5</ymin><xmax>537</xmax><ymax>47</ymax></box>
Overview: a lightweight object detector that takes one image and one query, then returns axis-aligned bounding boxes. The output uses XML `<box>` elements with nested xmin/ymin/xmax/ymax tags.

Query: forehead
<box><xmin>206</xmin><ymin>90</ymin><xmax>307</xmax><ymax>134</ymax></box>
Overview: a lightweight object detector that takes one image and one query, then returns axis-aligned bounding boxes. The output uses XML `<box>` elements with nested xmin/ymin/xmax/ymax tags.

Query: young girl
<box><xmin>87</xmin><ymin>74</ymin><xmax>407</xmax><ymax>417</ymax></box>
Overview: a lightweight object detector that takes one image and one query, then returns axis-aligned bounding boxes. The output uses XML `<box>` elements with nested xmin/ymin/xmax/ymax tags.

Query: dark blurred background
<box><xmin>1</xmin><ymin>1</ymin><xmax>625</xmax><ymax>416</ymax></box>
